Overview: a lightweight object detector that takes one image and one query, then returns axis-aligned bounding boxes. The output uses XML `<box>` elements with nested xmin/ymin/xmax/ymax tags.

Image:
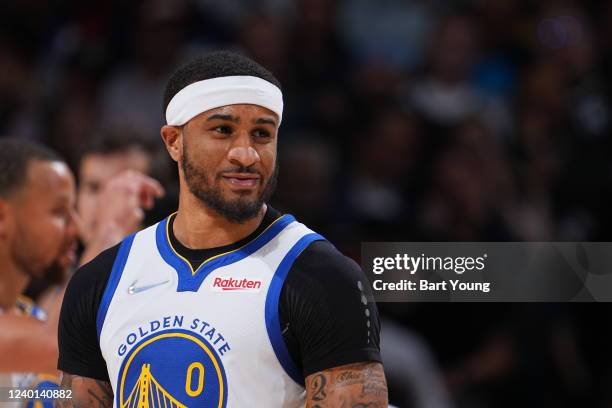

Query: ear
<box><xmin>160</xmin><ymin>125</ymin><xmax>183</xmax><ymax>163</ymax></box>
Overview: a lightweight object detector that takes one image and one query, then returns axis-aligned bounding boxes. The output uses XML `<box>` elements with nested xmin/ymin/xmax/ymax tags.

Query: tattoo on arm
<box><xmin>54</xmin><ymin>373</ymin><xmax>113</xmax><ymax>408</ymax></box>
<box><xmin>305</xmin><ymin>362</ymin><xmax>388</xmax><ymax>408</ymax></box>
<box><xmin>311</xmin><ymin>373</ymin><xmax>327</xmax><ymax>401</ymax></box>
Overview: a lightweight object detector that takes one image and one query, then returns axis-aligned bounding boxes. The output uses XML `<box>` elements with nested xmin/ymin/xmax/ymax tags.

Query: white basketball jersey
<box><xmin>97</xmin><ymin>214</ymin><xmax>324</xmax><ymax>408</ymax></box>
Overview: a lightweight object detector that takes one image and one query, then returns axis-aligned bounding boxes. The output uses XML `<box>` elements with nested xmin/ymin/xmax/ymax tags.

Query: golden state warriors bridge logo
<box><xmin>117</xmin><ymin>329</ymin><xmax>228</xmax><ymax>408</ymax></box>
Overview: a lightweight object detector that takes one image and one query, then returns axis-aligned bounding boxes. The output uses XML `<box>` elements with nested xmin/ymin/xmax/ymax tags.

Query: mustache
<box><xmin>218</xmin><ymin>166</ymin><xmax>262</xmax><ymax>176</ymax></box>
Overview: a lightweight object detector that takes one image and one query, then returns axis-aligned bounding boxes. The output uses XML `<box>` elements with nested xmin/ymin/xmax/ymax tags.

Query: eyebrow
<box><xmin>254</xmin><ymin>117</ymin><xmax>277</xmax><ymax>126</ymax></box>
<box><xmin>206</xmin><ymin>114</ymin><xmax>240</xmax><ymax>123</ymax></box>
<box><xmin>205</xmin><ymin>114</ymin><xmax>277</xmax><ymax>126</ymax></box>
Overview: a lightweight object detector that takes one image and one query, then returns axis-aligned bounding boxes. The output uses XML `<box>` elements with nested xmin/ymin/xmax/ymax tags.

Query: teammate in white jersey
<box><xmin>0</xmin><ymin>139</ymin><xmax>78</xmax><ymax>407</ymax></box>
<box><xmin>0</xmin><ymin>139</ymin><xmax>163</xmax><ymax>407</ymax></box>
<box><xmin>58</xmin><ymin>51</ymin><xmax>388</xmax><ymax>407</ymax></box>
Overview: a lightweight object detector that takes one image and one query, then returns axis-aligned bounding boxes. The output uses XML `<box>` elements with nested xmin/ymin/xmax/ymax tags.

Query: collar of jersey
<box><xmin>156</xmin><ymin>212</ymin><xmax>296</xmax><ymax>292</ymax></box>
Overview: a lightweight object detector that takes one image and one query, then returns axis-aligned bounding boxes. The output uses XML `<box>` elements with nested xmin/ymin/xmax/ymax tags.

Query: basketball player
<box><xmin>0</xmin><ymin>139</ymin><xmax>78</xmax><ymax>407</ymax></box>
<box><xmin>0</xmin><ymin>139</ymin><xmax>164</xmax><ymax>372</ymax></box>
<box><xmin>58</xmin><ymin>51</ymin><xmax>388</xmax><ymax>407</ymax></box>
<box><xmin>0</xmin><ymin>139</ymin><xmax>163</xmax><ymax>408</ymax></box>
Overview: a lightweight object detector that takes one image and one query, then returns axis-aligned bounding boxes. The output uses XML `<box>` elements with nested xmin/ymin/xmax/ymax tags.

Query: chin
<box><xmin>224</xmin><ymin>188</ymin><xmax>259</xmax><ymax>198</ymax></box>
<box><xmin>41</xmin><ymin>261</ymin><xmax>70</xmax><ymax>284</ymax></box>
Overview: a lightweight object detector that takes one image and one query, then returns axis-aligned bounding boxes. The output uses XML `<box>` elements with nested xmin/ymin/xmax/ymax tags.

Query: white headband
<box><xmin>165</xmin><ymin>75</ymin><xmax>283</xmax><ymax>126</ymax></box>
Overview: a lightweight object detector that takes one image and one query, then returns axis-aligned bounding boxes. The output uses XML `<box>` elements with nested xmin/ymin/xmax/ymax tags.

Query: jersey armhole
<box><xmin>96</xmin><ymin>234</ymin><xmax>136</xmax><ymax>340</ymax></box>
<box><xmin>264</xmin><ymin>233</ymin><xmax>325</xmax><ymax>386</ymax></box>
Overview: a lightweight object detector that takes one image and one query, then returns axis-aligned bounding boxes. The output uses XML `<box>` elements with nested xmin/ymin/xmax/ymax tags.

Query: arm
<box><xmin>55</xmin><ymin>373</ymin><xmax>113</xmax><ymax>408</ymax></box>
<box><xmin>0</xmin><ymin>288</ymin><xmax>64</xmax><ymax>373</ymax></box>
<box><xmin>305</xmin><ymin>362</ymin><xmax>388</xmax><ymax>408</ymax></box>
<box><xmin>0</xmin><ymin>314</ymin><xmax>58</xmax><ymax>372</ymax></box>
<box><xmin>282</xmin><ymin>241</ymin><xmax>386</xmax><ymax>405</ymax></box>
<box><xmin>57</xmin><ymin>250</ymin><xmax>115</xmax><ymax>396</ymax></box>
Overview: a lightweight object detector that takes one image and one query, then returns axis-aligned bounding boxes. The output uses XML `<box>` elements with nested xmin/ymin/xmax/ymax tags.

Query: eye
<box><xmin>212</xmin><ymin>125</ymin><xmax>233</xmax><ymax>135</ymax></box>
<box><xmin>252</xmin><ymin>128</ymin><xmax>271</xmax><ymax>139</ymax></box>
<box><xmin>85</xmin><ymin>182</ymin><xmax>100</xmax><ymax>194</ymax></box>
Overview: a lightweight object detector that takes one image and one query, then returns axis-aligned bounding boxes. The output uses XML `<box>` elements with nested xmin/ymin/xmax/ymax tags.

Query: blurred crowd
<box><xmin>2</xmin><ymin>0</ymin><xmax>612</xmax><ymax>407</ymax></box>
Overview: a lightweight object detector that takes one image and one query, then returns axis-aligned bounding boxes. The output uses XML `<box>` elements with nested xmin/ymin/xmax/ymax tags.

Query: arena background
<box><xmin>2</xmin><ymin>0</ymin><xmax>612</xmax><ymax>407</ymax></box>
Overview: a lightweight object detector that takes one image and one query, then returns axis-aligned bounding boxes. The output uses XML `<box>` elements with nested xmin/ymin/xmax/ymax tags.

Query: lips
<box><xmin>221</xmin><ymin>173</ymin><xmax>260</xmax><ymax>189</ymax></box>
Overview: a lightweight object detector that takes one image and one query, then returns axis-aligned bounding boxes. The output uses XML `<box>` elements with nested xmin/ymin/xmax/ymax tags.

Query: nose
<box><xmin>227</xmin><ymin>132</ymin><xmax>260</xmax><ymax>169</ymax></box>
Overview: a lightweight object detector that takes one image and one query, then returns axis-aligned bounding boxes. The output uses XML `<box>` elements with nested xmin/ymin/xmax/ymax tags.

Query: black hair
<box><xmin>79</xmin><ymin>126</ymin><xmax>159</xmax><ymax>159</ymax></box>
<box><xmin>163</xmin><ymin>50</ymin><xmax>281</xmax><ymax>114</ymax></box>
<box><xmin>78</xmin><ymin>127</ymin><xmax>174</xmax><ymax>186</ymax></box>
<box><xmin>0</xmin><ymin>138</ymin><xmax>63</xmax><ymax>198</ymax></box>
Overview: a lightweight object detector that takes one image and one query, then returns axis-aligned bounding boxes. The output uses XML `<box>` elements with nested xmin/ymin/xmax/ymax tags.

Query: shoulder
<box><xmin>64</xmin><ymin>243</ymin><xmax>121</xmax><ymax>306</ymax></box>
<box><xmin>58</xmin><ymin>244</ymin><xmax>121</xmax><ymax>381</ymax></box>
<box><xmin>279</xmin><ymin>238</ymin><xmax>382</xmax><ymax>377</ymax></box>
<box><xmin>73</xmin><ymin>244</ymin><xmax>120</xmax><ymax>286</ymax></box>
<box><xmin>291</xmin><ymin>239</ymin><xmax>364</xmax><ymax>284</ymax></box>
<box><xmin>282</xmin><ymin>238</ymin><xmax>369</xmax><ymax>317</ymax></box>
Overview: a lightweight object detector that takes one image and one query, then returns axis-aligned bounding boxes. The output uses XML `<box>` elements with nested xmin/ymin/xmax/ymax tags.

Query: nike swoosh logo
<box><xmin>127</xmin><ymin>280</ymin><xmax>169</xmax><ymax>295</ymax></box>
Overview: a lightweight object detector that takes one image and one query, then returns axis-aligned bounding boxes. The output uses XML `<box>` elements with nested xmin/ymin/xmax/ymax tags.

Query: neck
<box><xmin>173</xmin><ymin>193</ymin><xmax>266</xmax><ymax>250</ymax></box>
<box><xmin>0</xmin><ymin>253</ymin><xmax>30</xmax><ymax>310</ymax></box>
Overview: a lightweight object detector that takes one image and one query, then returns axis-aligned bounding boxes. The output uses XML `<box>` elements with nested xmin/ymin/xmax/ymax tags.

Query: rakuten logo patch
<box><xmin>211</xmin><ymin>277</ymin><xmax>263</xmax><ymax>292</ymax></box>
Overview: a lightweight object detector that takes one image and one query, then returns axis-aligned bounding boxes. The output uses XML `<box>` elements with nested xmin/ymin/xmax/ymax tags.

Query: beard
<box><xmin>11</xmin><ymin>230</ymin><xmax>47</xmax><ymax>280</ymax></box>
<box><xmin>181</xmin><ymin>142</ymin><xmax>278</xmax><ymax>224</ymax></box>
<box><xmin>12</xmin><ymin>223</ymin><xmax>74</xmax><ymax>282</ymax></box>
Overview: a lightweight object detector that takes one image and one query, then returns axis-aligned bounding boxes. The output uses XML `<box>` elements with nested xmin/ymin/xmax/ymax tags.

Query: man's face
<box><xmin>77</xmin><ymin>149</ymin><xmax>150</xmax><ymax>244</ymax></box>
<box><xmin>8</xmin><ymin>160</ymin><xmax>78</xmax><ymax>278</ymax></box>
<box><xmin>179</xmin><ymin>104</ymin><xmax>279</xmax><ymax>223</ymax></box>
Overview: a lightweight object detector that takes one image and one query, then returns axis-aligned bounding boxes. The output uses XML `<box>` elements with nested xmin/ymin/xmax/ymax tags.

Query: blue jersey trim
<box><xmin>265</xmin><ymin>232</ymin><xmax>325</xmax><ymax>386</ymax></box>
<box><xmin>156</xmin><ymin>214</ymin><xmax>296</xmax><ymax>292</ymax></box>
<box><xmin>26</xmin><ymin>380</ymin><xmax>60</xmax><ymax>407</ymax></box>
<box><xmin>96</xmin><ymin>234</ymin><xmax>135</xmax><ymax>340</ymax></box>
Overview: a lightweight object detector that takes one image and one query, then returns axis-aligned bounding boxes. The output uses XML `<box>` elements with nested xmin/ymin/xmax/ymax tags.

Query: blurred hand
<box><xmin>79</xmin><ymin>170</ymin><xmax>164</xmax><ymax>265</ymax></box>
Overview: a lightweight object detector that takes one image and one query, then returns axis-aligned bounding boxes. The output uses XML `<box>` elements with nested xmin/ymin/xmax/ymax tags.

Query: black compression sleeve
<box><xmin>279</xmin><ymin>240</ymin><xmax>382</xmax><ymax>378</ymax></box>
<box><xmin>57</xmin><ymin>244</ymin><xmax>119</xmax><ymax>381</ymax></box>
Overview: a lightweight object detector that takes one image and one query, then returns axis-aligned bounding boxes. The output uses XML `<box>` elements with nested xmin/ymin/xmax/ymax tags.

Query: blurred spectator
<box><xmin>382</xmin><ymin>318</ymin><xmax>455</xmax><ymax>408</ymax></box>
<box><xmin>75</xmin><ymin>126</ymin><xmax>175</xmax><ymax>264</ymax></box>
<box><xmin>99</xmin><ymin>0</ymin><xmax>190</xmax><ymax>138</ymax></box>
<box><xmin>407</xmin><ymin>12</ymin><xmax>512</xmax><ymax>136</ymax></box>
<box><xmin>339</xmin><ymin>0</ymin><xmax>436</xmax><ymax>70</ymax></box>
<box><xmin>238</xmin><ymin>13</ymin><xmax>289</xmax><ymax>83</ymax></box>
<box><xmin>409</xmin><ymin>13</ymin><xmax>481</xmax><ymax>125</ymax></box>
<box><xmin>471</xmin><ymin>0</ymin><xmax>523</xmax><ymax>100</ymax></box>
<box><xmin>418</xmin><ymin>142</ymin><xmax>515</xmax><ymax>241</ymax></box>
<box><xmin>346</xmin><ymin>107</ymin><xmax>422</xmax><ymax>230</ymax></box>
<box><xmin>0</xmin><ymin>38</ymin><xmax>40</xmax><ymax>140</ymax></box>
<box><xmin>283</xmin><ymin>0</ymin><xmax>353</xmax><ymax>134</ymax></box>
<box><xmin>273</xmin><ymin>135</ymin><xmax>336</xmax><ymax>232</ymax></box>
<box><xmin>511</xmin><ymin>60</ymin><xmax>565</xmax><ymax>240</ymax></box>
